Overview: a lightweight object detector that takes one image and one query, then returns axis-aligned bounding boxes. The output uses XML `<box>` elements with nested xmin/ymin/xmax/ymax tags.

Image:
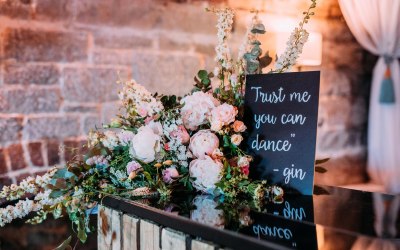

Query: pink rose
<box><xmin>138</xmin><ymin>105</ymin><xmax>148</xmax><ymax>117</ymax></box>
<box><xmin>238</xmin><ymin>156</ymin><xmax>251</xmax><ymax>168</ymax></box>
<box><xmin>210</xmin><ymin>103</ymin><xmax>238</xmax><ymax>132</ymax></box>
<box><xmin>211</xmin><ymin>148</ymin><xmax>224</xmax><ymax>159</ymax></box>
<box><xmin>162</xmin><ymin>167</ymin><xmax>179</xmax><ymax>184</ymax></box>
<box><xmin>189</xmin><ymin>130</ymin><xmax>219</xmax><ymax>159</ymax></box>
<box><xmin>170</xmin><ymin>125</ymin><xmax>190</xmax><ymax>144</ymax></box>
<box><xmin>126</xmin><ymin>160</ymin><xmax>142</xmax><ymax>175</ymax></box>
<box><xmin>241</xmin><ymin>165</ymin><xmax>250</xmax><ymax>176</ymax></box>
<box><xmin>231</xmin><ymin>134</ymin><xmax>243</xmax><ymax>146</ymax></box>
<box><xmin>181</xmin><ymin>92</ymin><xmax>220</xmax><ymax>130</ymax></box>
<box><xmin>232</xmin><ymin>120</ymin><xmax>247</xmax><ymax>133</ymax></box>
<box><xmin>189</xmin><ymin>156</ymin><xmax>223</xmax><ymax>193</ymax></box>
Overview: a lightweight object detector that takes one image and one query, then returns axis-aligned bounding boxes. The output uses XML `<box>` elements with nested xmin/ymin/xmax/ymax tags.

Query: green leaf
<box><xmin>315</xmin><ymin>158</ymin><xmax>330</xmax><ymax>165</ymax></box>
<box><xmin>202</xmin><ymin>78</ymin><xmax>210</xmax><ymax>85</ymax></box>
<box><xmin>54</xmin><ymin>236</ymin><xmax>72</xmax><ymax>250</ymax></box>
<box><xmin>315</xmin><ymin>166</ymin><xmax>327</xmax><ymax>173</ymax></box>
<box><xmin>197</xmin><ymin>70</ymin><xmax>208</xmax><ymax>80</ymax></box>
<box><xmin>52</xmin><ymin>205</ymin><xmax>63</xmax><ymax>219</ymax></box>
<box><xmin>226</xmin><ymin>166</ymin><xmax>232</xmax><ymax>179</ymax></box>
<box><xmin>77</xmin><ymin>227</ymin><xmax>87</xmax><ymax>243</ymax></box>
<box><xmin>143</xmin><ymin>171</ymin><xmax>152</xmax><ymax>182</ymax></box>
<box><xmin>251</xmin><ymin>23</ymin><xmax>266</xmax><ymax>34</ymax></box>
<box><xmin>53</xmin><ymin>168</ymin><xmax>76</xmax><ymax>179</ymax></box>
<box><xmin>314</xmin><ymin>185</ymin><xmax>330</xmax><ymax>195</ymax></box>
<box><xmin>49</xmin><ymin>190</ymin><xmax>64</xmax><ymax>199</ymax></box>
<box><xmin>223</xmin><ymin>135</ymin><xmax>230</xmax><ymax>147</ymax></box>
<box><xmin>251</xmin><ymin>40</ymin><xmax>261</xmax><ymax>46</ymax></box>
<box><xmin>259</xmin><ymin>52</ymin><xmax>273</xmax><ymax>69</ymax></box>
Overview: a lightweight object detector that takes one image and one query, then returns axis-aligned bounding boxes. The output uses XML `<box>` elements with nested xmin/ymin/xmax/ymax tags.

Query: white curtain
<box><xmin>338</xmin><ymin>0</ymin><xmax>400</xmax><ymax>193</ymax></box>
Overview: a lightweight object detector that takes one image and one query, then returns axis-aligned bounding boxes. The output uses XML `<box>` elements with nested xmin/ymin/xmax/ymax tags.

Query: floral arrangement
<box><xmin>0</xmin><ymin>0</ymin><xmax>317</xmax><ymax>243</ymax></box>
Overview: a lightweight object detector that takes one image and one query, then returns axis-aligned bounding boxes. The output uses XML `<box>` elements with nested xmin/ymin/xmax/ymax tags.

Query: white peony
<box><xmin>189</xmin><ymin>156</ymin><xmax>223</xmax><ymax>193</ymax></box>
<box><xmin>189</xmin><ymin>130</ymin><xmax>219</xmax><ymax>159</ymax></box>
<box><xmin>147</xmin><ymin>120</ymin><xmax>163</xmax><ymax>136</ymax></box>
<box><xmin>180</xmin><ymin>92</ymin><xmax>220</xmax><ymax>131</ymax></box>
<box><xmin>130</xmin><ymin>125</ymin><xmax>161</xmax><ymax>163</ymax></box>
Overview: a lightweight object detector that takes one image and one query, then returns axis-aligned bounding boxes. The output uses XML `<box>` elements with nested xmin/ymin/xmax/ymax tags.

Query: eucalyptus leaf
<box><xmin>315</xmin><ymin>166</ymin><xmax>327</xmax><ymax>173</ymax></box>
<box><xmin>251</xmin><ymin>40</ymin><xmax>261</xmax><ymax>46</ymax></box>
<box><xmin>251</xmin><ymin>23</ymin><xmax>266</xmax><ymax>34</ymax></box>
<box><xmin>49</xmin><ymin>190</ymin><xmax>64</xmax><ymax>199</ymax></box>
<box><xmin>53</xmin><ymin>168</ymin><xmax>76</xmax><ymax>180</ymax></box>
<box><xmin>315</xmin><ymin>158</ymin><xmax>330</xmax><ymax>165</ymax></box>
<box><xmin>197</xmin><ymin>70</ymin><xmax>208</xmax><ymax>80</ymax></box>
<box><xmin>54</xmin><ymin>236</ymin><xmax>72</xmax><ymax>250</ymax></box>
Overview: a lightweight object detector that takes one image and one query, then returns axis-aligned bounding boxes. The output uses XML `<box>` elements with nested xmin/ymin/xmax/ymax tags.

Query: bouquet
<box><xmin>0</xmin><ymin>1</ymin><xmax>317</xmax><ymax>242</ymax></box>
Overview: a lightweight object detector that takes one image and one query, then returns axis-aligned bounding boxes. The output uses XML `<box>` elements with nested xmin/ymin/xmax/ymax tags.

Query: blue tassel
<box><xmin>379</xmin><ymin>68</ymin><xmax>396</xmax><ymax>104</ymax></box>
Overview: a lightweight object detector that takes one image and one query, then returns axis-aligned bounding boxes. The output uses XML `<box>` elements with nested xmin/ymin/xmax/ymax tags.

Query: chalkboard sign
<box><xmin>244</xmin><ymin>71</ymin><xmax>320</xmax><ymax>195</ymax></box>
<box><xmin>240</xmin><ymin>210</ymin><xmax>318</xmax><ymax>250</ymax></box>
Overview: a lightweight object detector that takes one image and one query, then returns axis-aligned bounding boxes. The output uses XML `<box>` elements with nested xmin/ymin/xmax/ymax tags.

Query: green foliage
<box><xmin>160</xmin><ymin>95</ymin><xmax>180</xmax><ymax>110</ymax></box>
<box><xmin>54</xmin><ymin>236</ymin><xmax>72</xmax><ymax>250</ymax></box>
<box><xmin>193</xmin><ymin>70</ymin><xmax>213</xmax><ymax>92</ymax></box>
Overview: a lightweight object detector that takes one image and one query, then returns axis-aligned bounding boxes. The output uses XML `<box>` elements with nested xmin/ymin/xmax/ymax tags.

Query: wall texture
<box><xmin>0</xmin><ymin>0</ymin><xmax>373</xmax><ymax>186</ymax></box>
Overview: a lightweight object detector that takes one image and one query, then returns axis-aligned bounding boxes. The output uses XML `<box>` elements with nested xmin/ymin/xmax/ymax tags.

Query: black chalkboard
<box><xmin>244</xmin><ymin>71</ymin><xmax>320</xmax><ymax>195</ymax></box>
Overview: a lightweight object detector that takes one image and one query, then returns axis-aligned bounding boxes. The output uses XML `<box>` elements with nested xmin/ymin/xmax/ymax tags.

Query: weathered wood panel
<box><xmin>140</xmin><ymin>220</ymin><xmax>161</xmax><ymax>250</ymax></box>
<box><xmin>98</xmin><ymin>206</ymin><xmax>113</xmax><ymax>250</ymax></box>
<box><xmin>123</xmin><ymin>214</ymin><xmax>140</xmax><ymax>250</ymax></box>
<box><xmin>111</xmin><ymin>209</ymin><xmax>123</xmax><ymax>250</ymax></box>
<box><xmin>161</xmin><ymin>228</ymin><xmax>186</xmax><ymax>250</ymax></box>
<box><xmin>98</xmin><ymin>205</ymin><xmax>123</xmax><ymax>250</ymax></box>
<box><xmin>191</xmin><ymin>239</ymin><xmax>216</xmax><ymax>250</ymax></box>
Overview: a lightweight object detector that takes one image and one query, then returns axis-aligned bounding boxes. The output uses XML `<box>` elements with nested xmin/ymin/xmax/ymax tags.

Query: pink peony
<box><xmin>170</xmin><ymin>125</ymin><xmax>190</xmax><ymax>144</ymax></box>
<box><xmin>232</xmin><ymin>120</ymin><xmax>247</xmax><ymax>133</ymax></box>
<box><xmin>162</xmin><ymin>167</ymin><xmax>179</xmax><ymax>184</ymax></box>
<box><xmin>180</xmin><ymin>92</ymin><xmax>220</xmax><ymax>131</ymax></box>
<box><xmin>126</xmin><ymin>160</ymin><xmax>142</xmax><ymax>174</ymax></box>
<box><xmin>210</xmin><ymin>103</ymin><xmax>238</xmax><ymax>132</ymax></box>
<box><xmin>189</xmin><ymin>130</ymin><xmax>219</xmax><ymax>159</ymax></box>
<box><xmin>189</xmin><ymin>156</ymin><xmax>223</xmax><ymax>193</ymax></box>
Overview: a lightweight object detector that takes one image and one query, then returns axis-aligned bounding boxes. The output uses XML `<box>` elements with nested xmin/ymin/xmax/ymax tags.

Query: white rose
<box><xmin>210</xmin><ymin>103</ymin><xmax>237</xmax><ymax>132</ymax></box>
<box><xmin>189</xmin><ymin>130</ymin><xmax>219</xmax><ymax>159</ymax></box>
<box><xmin>181</xmin><ymin>92</ymin><xmax>220</xmax><ymax>130</ymax></box>
<box><xmin>189</xmin><ymin>156</ymin><xmax>223</xmax><ymax>193</ymax></box>
<box><xmin>130</xmin><ymin>125</ymin><xmax>161</xmax><ymax>163</ymax></box>
<box><xmin>231</xmin><ymin>134</ymin><xmax>243</xmax><ymax>146</ymax></box>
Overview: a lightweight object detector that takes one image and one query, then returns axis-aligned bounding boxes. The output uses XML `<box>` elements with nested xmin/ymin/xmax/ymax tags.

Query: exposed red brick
<box><xmin>0</xmin><ymin>87</ymin><xmax>61</xmax><ymax>114</ymax></box>
<box><xmin>47</xmin><ymin>140</ymin><xmax>60</xmax><ymax>166</ymax></box>
<box><xmin>0</xmin><ymin>117</ymin><xmax>23</xmax><ymax>146</ymax></box>
<box><xmin>16</xmin><ymin>173</ymin><xmax>31</xmax><ymax>182</ymax></box>
<box><xmin>63</xmin><ymin>140</ymin><xmax>86</xmax><ymax>162</ymax></box>
<box><xmin>28</xmin><ymin>142</ymin><xmax>44</xmax><ymax>166</ymax></box>
<box><xmin>4</xmin><ymin>63</ymin><xmax>60</xmax><ymax>85</ymax></box>
<box><xmin>23</xmin><ymin>115</ymin><xmax>81</xmax><ymax>141</ymax></box>
<box><xmin>0</xmin><ymin>177</ymin><xmax>13</xmax><ymax>190</ymax></box>
<box><xmin>0</xmin><ymin>0</ymin><xmax>31</xmax><ymax>19</ymax></box>
<box><xmin>4</xmin><ymin>28</ymin><xmax>88</xmax><ymax>62</ymax></box>
<box><xmin>8</xmin><ymin>144</ymin><xmax>27</xmax><ymax>171</ymax></box>
<box><xmin>0</xmin><ymin>149</ymin><xmax>8</xmax><ymax>175</ymax></box>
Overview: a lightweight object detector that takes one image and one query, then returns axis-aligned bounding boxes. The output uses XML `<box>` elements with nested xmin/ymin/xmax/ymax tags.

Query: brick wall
<box><xmin>0</xmin><ymin>0</ymin><xmax>374</xmax><ymax>186</ymax></box>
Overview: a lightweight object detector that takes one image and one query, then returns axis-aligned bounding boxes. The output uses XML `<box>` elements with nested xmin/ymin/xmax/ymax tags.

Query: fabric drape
<box><xmin>338</xmin><ymin>0</ymin><xmax>400</xmax><ymax>193</ymax></box>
